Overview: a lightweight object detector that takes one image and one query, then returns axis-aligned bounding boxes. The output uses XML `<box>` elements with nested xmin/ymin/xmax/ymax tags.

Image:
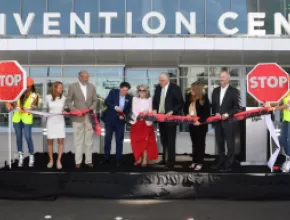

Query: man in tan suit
<box><xmin>67</xmin><ymin>71</ymin><xmax>97</xmax><ymax>168</ymax></box>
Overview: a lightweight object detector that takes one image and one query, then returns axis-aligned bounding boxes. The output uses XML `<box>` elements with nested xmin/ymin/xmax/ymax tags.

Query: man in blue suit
<box><xmin>101</xmin><ymin>82</ymin><xmax>132</xmax><ymax>166</ymax></box>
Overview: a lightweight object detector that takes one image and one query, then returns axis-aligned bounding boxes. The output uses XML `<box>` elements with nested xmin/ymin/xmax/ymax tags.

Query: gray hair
<box><xmin>136</xmin><ymin>84</ymin><xmax>150</xmax><ymax>98</ymax></box>
<box><xmin>78</xmin><ymin>70</ymin><xmax>88</xmax><ymax>77</ymax></box>
<box><xmin>220</xmin><ymin>70</ymin><xmax>231</xmax><ymax>79</ymax></box>
<box><xmin>159</xmin><ymin>72</ymin><xmax>170</xmax><ymax>80</ymax></box>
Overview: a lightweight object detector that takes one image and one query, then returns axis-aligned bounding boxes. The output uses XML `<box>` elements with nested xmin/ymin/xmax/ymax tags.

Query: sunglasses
<box><xmin>138</xmin><ymin>90</ymin><xmax>146</xmax><ymax>92</ymax></box>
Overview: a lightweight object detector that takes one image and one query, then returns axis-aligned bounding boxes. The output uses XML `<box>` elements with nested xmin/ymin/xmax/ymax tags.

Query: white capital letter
<box><xmin>70</xmin><ymin>12</ymin><xmax>90</xmax><ymax>35</ymax></box>
<box><xmin>175</xmin><ymin>12</ymin><xmax>196</xmax><ymax>34</ymax></box>
<box><xmin>99</xmin><ymin>12</ymin><xmax>117</xmax><ymax>34</ymax></box>
<box><xmin>43</xmin><ymin>12</ymin><xmax>61</xmax><ymax>35</ymax></box>
<box><xmin>274</xmin><ymin>12</ymin><xmax>290</xmax><ymax>35</ymax></box>
<box><xmin>14</xmin><ymin>13</ymin><xmax>34</xmax><ymax>35</ymax></box>
<box><xmin>142</xmin><ymin>12</ymin><xmax>165</xmax><ymax>34</ymax></box>
<box><xmin>0</xmin><ymin>14</ymin><xmax>6</xmax><ymax>35</ymax></box>
<box><xmin>126</xmin><ymin>12</ymin><xmax>132</xmax><ymax>34</ymax></box>
<box><xmin>14</xmin><ymin>74</ymin><xmax>22</xmax><ymax>86</ymax></box>
<box><xmin>218</xmin><ymin>12</ymin><xmax>239</xmax><ymax>35</ymax></box>
<box><xmin>248</xmin><ymin>12</ymin><xmax>266</xmax><ymax>36</ymax></box>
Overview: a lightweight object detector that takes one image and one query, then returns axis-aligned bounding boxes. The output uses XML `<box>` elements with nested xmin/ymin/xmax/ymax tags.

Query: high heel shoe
<box><xmin>134</xmin><ymin>162</ymin><xmax>141</xmax><ymax>166</ymax></box>
<box><xmin>194</xmin><ymin>164</ymin><xmax>203</xmax><ymax>171</ymax></box>
<box><xmin>56</xmin><ymin>161</ymin><xmax>62</xmax><ymax>169</ymax></box>
<box><xmin>141</xmin><ymin>162</ymin><xmax>147</xmax><ymax>167</ymax></box>
<box><xmin>134</xmin><ymin>159</ymin><xmax>142</xmax><ymax>166</ymax></box>
<box><xmin>47</xmin><ymin>161</ymin><xmax>54</xmax><ymax>169</ymax></box>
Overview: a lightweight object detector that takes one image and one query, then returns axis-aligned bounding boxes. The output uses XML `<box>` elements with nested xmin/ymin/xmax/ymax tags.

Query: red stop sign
<box><xmin>247</xmin><ymin>63</ymin><xmax>289</xmax><ymax>103</ymax></box>
<box><xmin>0</xmin><ymin>60</ymin><xmax>27</xmax><ymax>102</ymax></box>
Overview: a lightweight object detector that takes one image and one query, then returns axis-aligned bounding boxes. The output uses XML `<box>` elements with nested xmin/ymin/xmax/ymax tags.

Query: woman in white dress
<box><xmin>44</xmin><ymin>81</ymin><xmax>66</xmax><ymax>169</ymax></box>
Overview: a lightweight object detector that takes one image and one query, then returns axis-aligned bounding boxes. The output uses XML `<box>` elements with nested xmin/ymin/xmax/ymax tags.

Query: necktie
<box><xmin>159</xmin><ymin>88</ymin><xmax>165</xmax><ymax>114</ymax></box>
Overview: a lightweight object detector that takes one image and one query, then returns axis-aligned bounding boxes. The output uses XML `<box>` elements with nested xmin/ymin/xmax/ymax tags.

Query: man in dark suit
<box><xmin>101</xmin><ymin>82</ymin><xmax>132</xmax><ymax>166</ymax></box>
<box><xmin>211</xmin><ymin>71</ymin><xmax>241</xmax><ymax>172</ymax></box>
<box><xmin>153</xmin><ymin>73</ymin><xmax>184</xmax><ymax>169</ymax></box>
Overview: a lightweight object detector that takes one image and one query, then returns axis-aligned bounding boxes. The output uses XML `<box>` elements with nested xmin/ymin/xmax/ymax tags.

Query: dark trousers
<box><xmin>215</xmin><ymin>121</ymin><xmax>236</xmax><ymax>168</ymax></box>
<box><xmin>189</xmin><ymin>124</ymin><xmax>207</xmax><ymax>164</ymax></box>
<box><xmin>104</xmin><ymin>122</ymin><xmax>125</xmax><ymax>161</ymax></box>
<box><xmin>159</xmin><ymin>122</ymin><xmax>177</xmax><ymax>165</ymax></box>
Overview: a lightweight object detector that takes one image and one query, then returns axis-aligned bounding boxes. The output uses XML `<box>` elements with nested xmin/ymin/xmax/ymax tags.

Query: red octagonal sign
<box><xmin>0</xmin><ymin>60</ymin><xmax>27</xmax><ymax>102</ymax></box>
<box><xmin>247</xmin><ymin>63</ymin><xmax>290</xmax><ymax>103</ymax></box>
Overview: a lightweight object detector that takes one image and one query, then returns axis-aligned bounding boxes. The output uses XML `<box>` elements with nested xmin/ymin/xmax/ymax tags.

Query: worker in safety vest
<box><xmin>6</xmin><ymin>77</ymin><xmax>39</xmax><ymax>167</ymax></box>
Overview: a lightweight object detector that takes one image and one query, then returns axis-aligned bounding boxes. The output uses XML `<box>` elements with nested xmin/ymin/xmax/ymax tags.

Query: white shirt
<box><xmin>131</xmin><ymin>97</ymin><xmax>152</xmax><ymax>126</ymax></box>
<box><xmin>79</xmin><ymin>81</ymin><xmax>87</xmax><ymax>101</ymax></box>
<box><xmin>220</xmin><ymin>84</ymin><xmax>229</xmax><ymax>106</ymax></box>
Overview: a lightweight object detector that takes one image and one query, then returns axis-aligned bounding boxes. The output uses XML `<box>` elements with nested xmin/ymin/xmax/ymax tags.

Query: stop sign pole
<box><xmin>0</xmin><ymin>60</ymin><xmax>27</xmax><ymax>169</ymax></box>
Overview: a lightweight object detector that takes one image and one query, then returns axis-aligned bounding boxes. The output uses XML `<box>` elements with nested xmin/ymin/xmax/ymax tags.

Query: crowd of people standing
<box><xmin>7</xmin><ymin>69</ymin><xmax>242</xmax><ymax>172</ymax></box>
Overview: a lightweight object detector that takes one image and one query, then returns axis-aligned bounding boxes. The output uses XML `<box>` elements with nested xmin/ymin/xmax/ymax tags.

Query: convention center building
<box><xmin>0</xmin><ymin>0</ymin><xmax>290</xmax><ymax>166</ymax></box>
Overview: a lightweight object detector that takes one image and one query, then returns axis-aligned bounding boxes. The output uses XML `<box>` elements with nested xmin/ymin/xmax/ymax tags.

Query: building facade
<box><xmin>0</xmin><ymin>0</ymin><xmax>289</xmax><ymax>165</ymax></box>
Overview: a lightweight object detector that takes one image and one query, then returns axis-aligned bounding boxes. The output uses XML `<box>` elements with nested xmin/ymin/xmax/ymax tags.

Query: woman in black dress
<box><xmin>184</xmin><ymin>81</ymin><xmax>211</xmax><ymax>171</ymax></box>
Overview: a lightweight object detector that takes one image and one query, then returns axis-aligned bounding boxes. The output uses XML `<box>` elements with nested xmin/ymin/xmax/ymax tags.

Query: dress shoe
<box><xmin>76</xmin><ymin>164</ymin><xmax>81</xmax><ymax>169</ymax></box>
<box><xmin>86</xmin><ymin>163</ymin><xmax>94</xmax><ymax>168</ymax></box>
<box><xmin>116</xmin><ymin>161</ymin><xmax>121</xmax><ymax>167</ymax></box>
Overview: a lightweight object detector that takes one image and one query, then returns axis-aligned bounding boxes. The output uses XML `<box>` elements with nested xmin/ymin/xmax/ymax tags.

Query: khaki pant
<box><xmin>72</xmin><ymin>115</ymin><xmax>94</xmax><ymax>164</ymax></box>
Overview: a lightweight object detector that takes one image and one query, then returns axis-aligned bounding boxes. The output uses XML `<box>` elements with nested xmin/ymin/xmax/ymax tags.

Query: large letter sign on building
<box><xmin>0</xmin><ymin>61</ymin><xmax>27</xmax><ymax>102</ymax></box>
<box><xmin>247</xmin><ymin>63</ymin><xmax>289</xmax><ymax>103</ymax></box>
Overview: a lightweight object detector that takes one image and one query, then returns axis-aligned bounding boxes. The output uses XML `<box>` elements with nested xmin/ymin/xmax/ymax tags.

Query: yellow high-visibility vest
<box><xmin>12</xmin><ymin>93</ymin><xmax>37</xmax><ymax>125</ymax></box>
<box><xmin>283</xmin><ymin>93</ymin><xmax>290</xmax><ymax>122</ymax></box>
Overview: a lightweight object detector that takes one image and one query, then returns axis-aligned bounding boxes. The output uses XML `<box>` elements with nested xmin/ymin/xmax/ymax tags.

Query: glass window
<box><xmin>30</xmin><ymin>67</ymin><xmax>50</xmax><ymax>77</ymax></box>
<box><xmin>0</xmin><ymin>0</ymin><xmax>21</xmax><ymax>35</ymax></box>
<box><xmin>126</xmin><ymin>0</ymin><xmax>151</xmax><ymax>34</ymax></box>
<box><xmin>259</xmin><ymin>0</ymin><xmax>284</xmax><ymax>34</ymax></box>
<box><xmin>99</xmin><ymin>0</ymin><xmax>125</xmax><ymax>33</ymax></box>
<box><xmin>206</xmin><ymin>0</ymin><xmax>230</xmax><ymax>34</ymax></box>
<box><xmin>126</xmin><ymin>69</ymin><xmax>147</xmax><ymax>78</ymax></box>
<box><xmin>148</xmin><ymin>69</ymin><xmax>178</xmax><ymax>78</ymax></box>
<box><xmin>180</xmin><ymin>0</ymin><xmax>205</xmax><ymax>34</ymax></box>
<box><xmin>230</xmin><ymin>0</ymin><xmax>257</xmax><ymax>34</ymax></box>
<box><xmin>151</xmin><ymin>0</ymin><xmax>179</xmax><ymax>34</ymax></box>
<box><xmin>180</xmin><ymin>67</ymin><xmax>209</xmax><ymax>77</ymax></box>
<box><xmin>95</xmin><ymin>66</ymin><xmax>123</xmax><ymax>77</ymax></box>
<box><xmin>48</xmin><ymin>0</ymin><xmax>73</xmax><ymax>34</ymax></box>
<box><xmin>74</xmin><ymin>0</ymin><xmax>99</xmax><ymax>34</ymax></box>
<box><xmin>63</xmin><ymin>66</ymin><xmax>96</xmax><ymax>77</ymax></box>
<box><xmin>47</xmin><ymin>66</ymin><xmax>62</xmax><ymax>77</ymax></box>
<box><xmin>22</xmin><ymin>0</ymin><xmax>46</xmax><ymax>35</ymax></box>
<box><xmin>95</xmin><ymin>67</ymin><xmax>124</xmax><ymax>99</ymax></box>
<box><xmin>23</xmin><ymin>66</ymin><xmax>30</xmax><ymax>75</ymax></box>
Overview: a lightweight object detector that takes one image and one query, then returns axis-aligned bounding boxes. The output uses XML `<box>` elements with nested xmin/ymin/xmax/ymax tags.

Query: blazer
<box><xmin>67</xmin><ymin>82</ymin><xmax>97</xmax><ymax>122</ymax></box>
<box><xmin>211</xmin><ymin>85</ymin><xmax>241</xmax><ymax>116</ymax></box>
<box><xmin>153</xmin><ymin>83</ymin><xmax>184</xmax><ymax>115</ymax></box>
<box><xmin>101</xmin><ymin>89</ymin><xmax>132</xmax><ymax>125</ymax></box>
<box><xmin>184</xmin><ymin>95</ymin><xmax>211</xmax><ymax>124</ymax></box>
